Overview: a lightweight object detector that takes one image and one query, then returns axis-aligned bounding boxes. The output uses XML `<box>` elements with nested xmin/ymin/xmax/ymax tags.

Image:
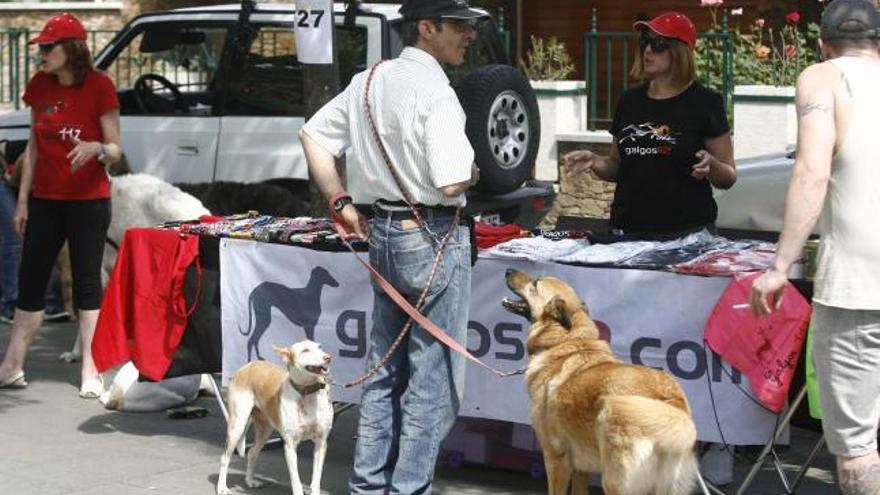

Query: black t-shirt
<box><xmin>610</xmin><ymin>82</ymin><xmax>729</xmax><ymax>234</ymax></box>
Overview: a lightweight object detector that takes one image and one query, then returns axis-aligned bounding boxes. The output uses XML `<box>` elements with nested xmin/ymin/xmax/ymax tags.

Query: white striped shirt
<box><xmin>301</xmin><ymin>47</ymin><xmax>474</xmax><ymax>207</ymax></box>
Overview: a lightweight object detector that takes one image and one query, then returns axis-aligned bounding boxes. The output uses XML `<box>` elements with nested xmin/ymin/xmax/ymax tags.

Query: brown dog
<box><xmin>503</xmin><ymin>269</ymin><xmax>698</xmax><ymax>495</ymax></box>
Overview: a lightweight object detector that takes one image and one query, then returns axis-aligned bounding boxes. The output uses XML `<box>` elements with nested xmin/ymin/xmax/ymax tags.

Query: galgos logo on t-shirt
<box><xmin>619</xmin><ymin>122</ymin><xmax>678</xmax><ymax>156</ymax></box>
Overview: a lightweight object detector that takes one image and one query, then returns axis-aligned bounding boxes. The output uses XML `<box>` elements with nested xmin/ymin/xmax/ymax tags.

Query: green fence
<box><xmin>0</xmin><ymin>28</ymin><xmax>118</xmax><ymax>110</ymax></box>
<box><xmin>584</xmin><ymin>10</ymin><xmax>734</xmax><ymax>130</ymax></box>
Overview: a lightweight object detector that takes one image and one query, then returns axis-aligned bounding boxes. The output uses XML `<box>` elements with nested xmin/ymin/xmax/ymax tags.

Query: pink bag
<box><xmin>704</xmin><ymin>273</ymin><xmax>812</xmax><ymax>413</ymax></box>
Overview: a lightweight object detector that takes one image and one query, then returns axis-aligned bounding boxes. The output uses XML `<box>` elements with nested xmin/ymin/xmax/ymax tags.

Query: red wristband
<box><xmin>328</xmin><ymin>190</ymin><xmax>350</xmax><ymax>211</ymax></box>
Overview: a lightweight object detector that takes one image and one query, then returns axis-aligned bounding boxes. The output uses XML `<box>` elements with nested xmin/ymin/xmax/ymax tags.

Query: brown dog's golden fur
<box><xmin>503</xmin><ymin>269</ymin><xmax>698</xmax><ymax>495</ymax></box>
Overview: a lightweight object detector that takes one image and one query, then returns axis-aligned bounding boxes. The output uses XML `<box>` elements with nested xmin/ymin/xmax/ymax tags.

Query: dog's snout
<box><xmin>323</xmin><ymin>354</ymin><xmax>332</xmax><ymax>364</ymax></box>
<box><xmin>506</xmin><ymin>268</ymin><xmax>517</xmax><ymax>276</ymax></box>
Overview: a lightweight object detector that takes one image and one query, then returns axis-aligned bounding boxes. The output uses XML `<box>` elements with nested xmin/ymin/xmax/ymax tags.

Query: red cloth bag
<box><xmin>704</xmin><ymin>273</ymin><xmax>812</xmax><ymax>413</ymax></box>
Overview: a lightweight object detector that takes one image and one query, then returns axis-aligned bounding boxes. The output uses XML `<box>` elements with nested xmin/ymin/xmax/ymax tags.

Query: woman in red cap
<box><xmin>0</xmin><ymin>13</ymin><xmax>123</xmax><ymax>397</ymax></box>
<box><xmin>564</xmin><ymin>11</ymin><xmax>736</xmax><ymax>240</ymax></box>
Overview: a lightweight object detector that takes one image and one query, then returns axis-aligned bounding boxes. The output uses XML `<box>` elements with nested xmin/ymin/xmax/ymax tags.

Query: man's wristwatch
<box><xmin>330</xmin><ymin>193</ymin><xmax>353</xmax><ymax>214</ymax></box>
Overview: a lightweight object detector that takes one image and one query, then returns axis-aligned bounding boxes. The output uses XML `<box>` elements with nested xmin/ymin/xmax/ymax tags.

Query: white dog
<box><xmin>217</xmin><ymin>341</ymin><xmax>333</xmax><ymax>495</ymax></box>
<box><xmin>61</xmin><ymin>173</ymin><xmax>213</xmax><ymax>411</ymax></box>
<box><xmin>60</xmin><ymin>173</ymin><xmax>211</xmax><ymax>364</ymax></box>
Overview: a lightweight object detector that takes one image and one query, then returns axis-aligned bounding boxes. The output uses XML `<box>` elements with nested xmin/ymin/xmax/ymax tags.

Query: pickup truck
<box><xmin>0</xmin><ymin>1</ymin><xmax>555</xmax><ymax>228</ymax></box>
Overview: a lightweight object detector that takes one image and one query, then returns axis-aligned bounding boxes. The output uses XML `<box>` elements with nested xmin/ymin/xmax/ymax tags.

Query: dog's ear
<box><xmin>273</xmin><ymin>345</ymin><xmax>294</xmax><ymax>365</ymax></box>
<box><xmin>543</xmin><ymin>296</ymin><xmax>572</xmax><ymax>330</ymax></box>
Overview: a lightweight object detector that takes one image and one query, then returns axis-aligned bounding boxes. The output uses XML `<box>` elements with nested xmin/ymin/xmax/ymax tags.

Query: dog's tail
<box><xmin>598</xmin><ymin>395</ymin><xmax>698</xmax><ymax>495</ymax></box>
<box><xmin>239</xmin><ymin>292</ymin><xmax>255</xmax><ymax>336</ymax></box>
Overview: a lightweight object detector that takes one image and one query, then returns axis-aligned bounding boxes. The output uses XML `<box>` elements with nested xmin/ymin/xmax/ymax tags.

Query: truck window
<box><xmin>104</xmin><ymin>24</ymin><xmax>228</xmax><ymax>116</ymax></box>
<box><xmin>222</xmin><ymin>24</ymin><xmax>367</xmax><ymax>117</ymax></box>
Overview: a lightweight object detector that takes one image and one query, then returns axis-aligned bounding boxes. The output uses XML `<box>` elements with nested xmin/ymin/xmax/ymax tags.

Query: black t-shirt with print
<box><xmin>610</xmin><ymin>82</ymin><xmax>729</xmax><ymax>234</ymax></box>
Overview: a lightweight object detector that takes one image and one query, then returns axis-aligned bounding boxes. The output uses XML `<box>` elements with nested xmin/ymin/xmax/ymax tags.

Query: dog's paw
<box><xmin>245</xmin><ymin>477</ymin><xmax>265</xmax><ymax>489</ymax></box>
<box><xmin>216</xmin><ymin>485</ymin><xmax>232</xmax><ymax>495</ymax></box>
<box><xmin>58</xmin><ymin>351</ymin><xmax>81</xmax><ymax>363</ymax></box>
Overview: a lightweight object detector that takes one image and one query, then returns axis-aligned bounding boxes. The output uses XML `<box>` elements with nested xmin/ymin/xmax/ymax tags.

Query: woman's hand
<box><xmin>13</xmin><ymin>202</ymin><xmax>27</xmax><ymax>238</ymax></box>
<box><xmin>692</xmin><ymin>149</ymin><xmax>716</xmax><ymax>180</ymax></box>
<box><xmin>66</xmin><ymin>137</ymin><xmax>102</xmax><ymax>172</ymax></box>
<box><xmin>563</xmin><ymin>150</ymin><xmax>597</xmax><ymax>176</ymax></box>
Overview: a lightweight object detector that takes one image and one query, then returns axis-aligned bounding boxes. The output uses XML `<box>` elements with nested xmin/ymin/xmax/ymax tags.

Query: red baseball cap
<box><xmin>634</xmin><ymin>12</ymin><xmax>697</xmax><ymax>50</ymax></box>
<box><xmin>28</xmin><ymin>13</ymin><xmax>87</xmax><ymax>45</ymax></box>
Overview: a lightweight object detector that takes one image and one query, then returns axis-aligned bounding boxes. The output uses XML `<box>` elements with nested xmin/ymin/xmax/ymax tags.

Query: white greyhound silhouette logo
<box><xmin>239</xmin><ymin>266</ymin><xmax>339</xmax><ymax>360</ymax></box>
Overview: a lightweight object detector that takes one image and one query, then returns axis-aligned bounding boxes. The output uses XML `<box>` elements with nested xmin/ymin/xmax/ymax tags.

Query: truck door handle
<box><xmin>177</xmin><ymin>144</ymin><xmax>199</xmax><ymax>155</ymax></box>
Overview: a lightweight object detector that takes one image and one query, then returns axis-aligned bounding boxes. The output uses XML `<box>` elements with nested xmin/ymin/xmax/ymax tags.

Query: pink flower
<box><xmin>730</xmin><ymin>8</ymin><xmax>743</xmax><ymax>16</ymax></box>
<box><xmin>784</xmin><ymin>44</ymin><xmax>797</xmax><ymax>58</ymax></box>
<box><xmin>754</xmin><ymin>18</ymin><xmax>766</xmax><ymax>27</ymax></box>
<box><xmin>786</xmin><ymin>11</ymin><xmax>801</xmax><ymax>24</ymax></box>
<box><xmin>700</xmin><ymin>0</ymin><xmax>724</xmax><ymax>6</ymax></box>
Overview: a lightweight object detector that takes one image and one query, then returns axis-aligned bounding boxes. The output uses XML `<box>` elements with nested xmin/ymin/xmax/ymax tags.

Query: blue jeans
<box><xmin>0</xmin><ymin>182</ymin><xmax>20</xmax><ymax>317</ymax></box>
<box><xmin>0</xmin><ymin>183</ymin><xmax>66</xmax><ymax>317</ymax></box>
<box><xmin>349</xmin><ymin>212</ymin><xmax>472</xmax><ymax>495</ymax></box>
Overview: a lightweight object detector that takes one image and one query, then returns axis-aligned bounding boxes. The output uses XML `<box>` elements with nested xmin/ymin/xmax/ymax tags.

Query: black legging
<box><xmin>17</xmin><ymin>198</ymin><xmax>110</xmax><ymax>311</ymax></box>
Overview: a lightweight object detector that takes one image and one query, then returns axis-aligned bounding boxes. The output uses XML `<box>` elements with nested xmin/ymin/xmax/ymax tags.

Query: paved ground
<box><xmin>1</xmin><ymin>320</ymin><xmax>840</xmax><ymax>494</ymax></box>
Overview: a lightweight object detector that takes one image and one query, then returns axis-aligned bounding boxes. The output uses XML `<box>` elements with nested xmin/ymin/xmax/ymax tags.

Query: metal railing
<box><xmin>0</xmin><ymin>28</ymin><xmax>119</xmax><ymax>110</ymax></box>
<box><xmin>584</xmin><ymin>9</ymin><xmax>734</xmax><ymax>130</ymax></box>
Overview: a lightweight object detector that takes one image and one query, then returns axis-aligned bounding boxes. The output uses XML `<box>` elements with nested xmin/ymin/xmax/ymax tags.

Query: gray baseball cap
<box><xmin>820</xmin><ymin>0</ymin><xmax>880</xmax><ymax>40</ymax></box>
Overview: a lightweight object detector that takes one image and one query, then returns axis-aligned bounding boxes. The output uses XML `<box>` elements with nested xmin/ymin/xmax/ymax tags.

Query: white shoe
<box><xmin>79</xmin><ymin>376</ymin><xmax>104</xmax><ymax>399</ymax></box>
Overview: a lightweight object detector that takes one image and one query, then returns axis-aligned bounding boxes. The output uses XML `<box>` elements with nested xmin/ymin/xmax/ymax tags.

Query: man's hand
<box><xmin>470</xmin><ymin>163</ymin><xmax>480</xmax><ymax>186</ymax></box>
<box><xmin>750</xmin><ymin>269</ymin><xmax>788</xmax><ymax>316</ymax></box>
<box><xmin>692</xmin><ymin>150</ymin><xmax>715</xmax><ymax>180</ymax></box>
<box><xmin>335</xmin><ymin>204</ymin><xmax>370</xmax><ymax>241</ymax></box>
<box><xmin>66</xmin><ymin>136</ymin><xmax>102</xmax><ymax>172</ymax></box>
<box><xmin>563</xmin><ymin>150</ymin><xmax>596</xmax><ymax>176</ymax></box>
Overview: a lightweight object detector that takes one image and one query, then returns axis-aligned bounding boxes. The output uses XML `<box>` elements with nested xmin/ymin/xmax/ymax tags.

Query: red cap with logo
<box><xmin>28</xmin><ymin>13</ymin><xmax>87</xmax><ymax>45</ymax></box>
<box><xmin>633</xmin><ymin>12</ymin><xmax>697</xmax><ymax>50</ymax></box>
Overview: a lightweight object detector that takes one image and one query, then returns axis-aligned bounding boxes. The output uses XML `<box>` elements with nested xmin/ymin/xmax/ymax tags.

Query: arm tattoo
<box><xmin>797</xmin><ymin>102</ymin><xmax>831</xmax><ymax>118</ymax></box>
<box><xmin>839</xmin><ymin>463</ymin><xmax>880</xmax><ymax>495</ymax></box>
<box><xmin>841</xmin><ymin>72</ymin><xmax>853</xmax><ymax>98</ymax></box>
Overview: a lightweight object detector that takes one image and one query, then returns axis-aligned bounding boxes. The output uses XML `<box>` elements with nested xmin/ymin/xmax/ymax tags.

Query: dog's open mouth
<box><xmin>305</xmin><ymin>365</ymin><xmax>329</xmax><ymax>376</ymax></box>
<box><xmin>502</xmin><ymin>297</ymin><xmax>531</xmax><ymax>319</ymax></box>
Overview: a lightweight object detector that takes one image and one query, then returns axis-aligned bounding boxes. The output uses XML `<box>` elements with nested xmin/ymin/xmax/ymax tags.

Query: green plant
<box><xmin>695</xmin><ymin>3</ymin><xmax>820</xmax><ymax>89</ymax></box>
<box><xmin>520</xmin><ymin>35</ymin><xmax>575</xmax><ymax>81</ymax></box>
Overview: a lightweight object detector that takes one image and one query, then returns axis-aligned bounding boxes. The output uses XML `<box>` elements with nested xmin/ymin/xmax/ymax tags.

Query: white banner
<box><xmin>292</xmin><ymin>0</ymin><xmax>334</xmax><ymax>64</ymax></box>
<box><xmin>220</xmin><ymin>238</ymin><xmax>784</xmax><ymax>444</ymax></box>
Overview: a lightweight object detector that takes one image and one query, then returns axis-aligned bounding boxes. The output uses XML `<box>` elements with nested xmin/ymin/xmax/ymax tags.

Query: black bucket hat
<box><xmin>820</xmin><ymin>0</ymin><xmax>880</xmax><ymax>40</ymax></box>
<box><xmin>399</xmin><ymin>0</ymin><xmax>487</xmax><ymax>21</ymax></box>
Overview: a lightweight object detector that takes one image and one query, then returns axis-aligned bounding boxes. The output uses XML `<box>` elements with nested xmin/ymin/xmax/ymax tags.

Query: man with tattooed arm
<box><xmin>750</xmin><ymin>1</ymin><xmax>880</xmax><ymax>494</ymax></box>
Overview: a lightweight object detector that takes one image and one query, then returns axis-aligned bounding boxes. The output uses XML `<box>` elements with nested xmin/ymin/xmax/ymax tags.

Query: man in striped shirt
<box><xmin>300</xmin><ymin>0</ymin><xmax>483</xmax><ymax>493</ymax></box>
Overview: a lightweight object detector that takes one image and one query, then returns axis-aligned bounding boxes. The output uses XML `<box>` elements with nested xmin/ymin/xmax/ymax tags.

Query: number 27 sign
<box><xmin>293</xmin><ymin>0</ymin><xmax>333</xmax><ymax>64</ymax></box>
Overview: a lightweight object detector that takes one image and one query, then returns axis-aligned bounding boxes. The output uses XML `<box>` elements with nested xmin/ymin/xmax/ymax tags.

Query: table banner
<box><xmin>220</xmin><ymin>238</ymin><xmax>783</xmax><ymax>444</ymax></box>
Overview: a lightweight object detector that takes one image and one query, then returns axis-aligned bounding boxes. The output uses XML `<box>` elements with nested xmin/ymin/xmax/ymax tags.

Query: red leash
<box><xmin>333</xmin><ymin>221</ymin><xmax>523</xmax><ymax>384</ymax></box>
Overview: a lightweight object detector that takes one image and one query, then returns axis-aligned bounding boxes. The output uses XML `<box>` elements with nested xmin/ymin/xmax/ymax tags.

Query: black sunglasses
<box><xmin>639</xmin><ymin>33</ymin><xmax>672</xmax><ymax>53</ymax></box>
<box><xmin>38</xmin><ymin>42</ymin><xmax>59</xmax><ymax>53</ymax></box>
<box><xmin>441</xmin><ymin>18</ymin><xmax>478</xmax><ymax>31</ymax></box>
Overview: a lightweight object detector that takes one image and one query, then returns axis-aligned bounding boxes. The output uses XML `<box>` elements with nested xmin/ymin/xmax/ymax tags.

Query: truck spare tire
<box><xmin>455</xmin><ymin>65</ymin><xmax>540</xmax><ymax>195</ymax></box>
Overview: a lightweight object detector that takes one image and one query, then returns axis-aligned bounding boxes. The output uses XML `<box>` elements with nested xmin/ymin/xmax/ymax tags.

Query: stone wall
<box><xmin>539</xmin><ymin>140</ymin><xmax>614</xmax><ymax>229</ymax></box>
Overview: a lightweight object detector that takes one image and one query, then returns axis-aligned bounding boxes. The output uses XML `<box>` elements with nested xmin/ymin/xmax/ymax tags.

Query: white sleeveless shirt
<box><xmin>813</xmin><ymin>56</ymin><xmax>880</xmax><ymax>309</ymax></box>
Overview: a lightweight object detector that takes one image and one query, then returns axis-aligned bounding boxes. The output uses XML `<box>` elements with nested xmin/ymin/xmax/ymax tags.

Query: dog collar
<box><xmin>289</xmin><ymin>378</ymin><xmax>326</xmax><ymax>396</ymax></box>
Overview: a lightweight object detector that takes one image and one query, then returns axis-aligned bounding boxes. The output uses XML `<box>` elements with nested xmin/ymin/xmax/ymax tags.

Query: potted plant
<box><xmin>697</xmin><ymin>2</ymin><xmax>820</xmax><ymax>158</ymax></box>
<box><xmin>521</xmin><ymin>35</ymin><xmax>583</xmax><ymax>181</ymax></box>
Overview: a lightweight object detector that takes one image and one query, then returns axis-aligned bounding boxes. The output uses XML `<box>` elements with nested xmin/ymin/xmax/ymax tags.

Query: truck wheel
<box><xmin>455</xmin><ymin>65</ymin><xmax>540</xmax><ymax>195</ymax></box>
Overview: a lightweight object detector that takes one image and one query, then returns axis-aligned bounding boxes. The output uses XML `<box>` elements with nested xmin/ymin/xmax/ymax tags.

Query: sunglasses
<box><xmin>639</xmin><ymin>33</ymin><xmax>673</xmax><ymax>53</ymax></box>
<box><xmin>441</xmin><ymin>18</ymin><xmax>478</xmax><ymax>32</ymax></box>
<box><xmin>38</xmin><ymin>42</ymin><xmax>60</xmax><ymax>53</ymax></box>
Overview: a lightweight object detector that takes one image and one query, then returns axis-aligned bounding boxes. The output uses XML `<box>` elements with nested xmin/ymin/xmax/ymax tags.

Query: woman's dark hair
<box><xmin>402</xmin><ymin>18</ymin><xmax>443</xmax><ymax>46</ymax></box>
<box><xmin>59</xmin><ymin>38</ymin><xmax>94</xmax><ymax>86</ymax></box>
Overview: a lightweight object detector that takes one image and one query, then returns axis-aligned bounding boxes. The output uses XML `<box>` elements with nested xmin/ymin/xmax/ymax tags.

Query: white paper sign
<box><xmin>293</xmin><ymin>0</ymin><xmax>334</xmax><ymax>64</ymax></box>
<box><xmin>220</xmin><ymin>239</ymin><xmax>786</xmax><ymax>444</ymax></box>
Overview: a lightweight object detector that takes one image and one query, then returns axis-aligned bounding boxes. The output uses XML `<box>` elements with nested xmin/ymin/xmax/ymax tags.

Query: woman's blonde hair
<box><xmin>630</xmin><ymin>38</ymin><xmax>695</xmax><ymax>86</ymax></box>
<box><xmin>59</xmin><ymin>38</ymin><xmax>94</xmax><ymax>86</ymax></box>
